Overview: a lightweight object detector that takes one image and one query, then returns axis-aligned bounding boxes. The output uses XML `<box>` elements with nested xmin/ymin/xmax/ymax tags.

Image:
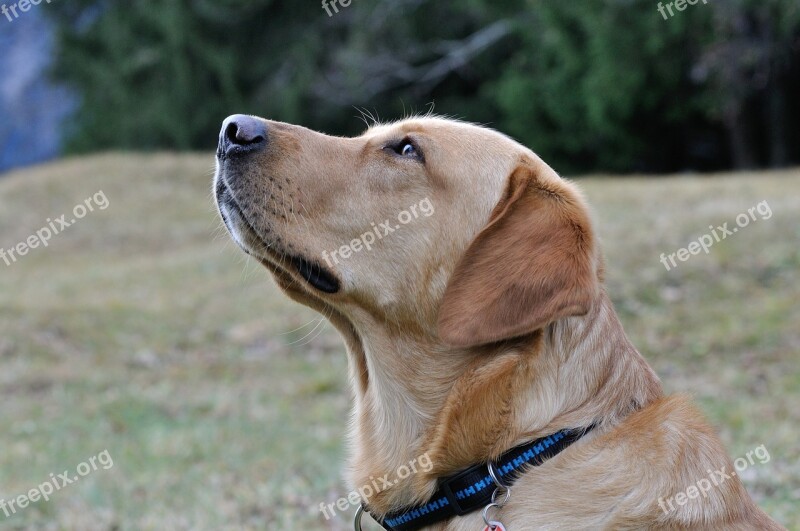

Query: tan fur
<box><xmin>214</xmin><ymin>116</ymin><xmax>784</xmax><ymax>529</ymax></box>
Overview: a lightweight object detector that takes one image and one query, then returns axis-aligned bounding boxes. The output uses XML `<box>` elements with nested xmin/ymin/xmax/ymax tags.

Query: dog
<box><xmin>214</xmin><ymin>115</ymin><xmax>783</xmax><ymax>530</ymax></box>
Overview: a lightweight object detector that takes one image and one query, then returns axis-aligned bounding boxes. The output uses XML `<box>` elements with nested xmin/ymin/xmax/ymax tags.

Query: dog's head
<box><xmin>214</xmin><ymin>115</ymin><xmax>599</xmax><ymax>348</ymax></box>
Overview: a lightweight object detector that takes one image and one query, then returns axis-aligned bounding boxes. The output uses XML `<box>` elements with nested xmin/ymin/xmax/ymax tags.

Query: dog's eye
<box><xmin>387</xmin><ymin>138</ymin><xmax>423</xmax><ymax>161</ymax></box>
<box><xmin>400</xmin><ymin>142</ymin><xmax>416</xmax><ymax>157</ymax></box>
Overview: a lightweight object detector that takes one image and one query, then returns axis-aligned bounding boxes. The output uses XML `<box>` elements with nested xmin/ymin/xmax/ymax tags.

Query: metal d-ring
<box><xmin>482</xmin><ymin>501</ymin><xmax>502</xmax><ymax>527</ymax></box>
<box><xmin>484</xmin><ymin>462</ymin><xmax>510</xmax><ymax>530</ymax></box>
<box><xmin>488</xmin><ymin>462</ymin><xmax>507</xmax><ymax>489</ymax></box>
<box><xmin>491</xmin><ymin>485</ymin><xmax>511</xmax><ymax>506</ymax></box>
<box><xmin>488</xmin><ymin>461</ymin><xmax>511</xmax><ymax>505</ymax></box>
<box><xmin>354</xmin><ymin>505</ymin><xmax>365</xmax><ymax>531</ymax></box>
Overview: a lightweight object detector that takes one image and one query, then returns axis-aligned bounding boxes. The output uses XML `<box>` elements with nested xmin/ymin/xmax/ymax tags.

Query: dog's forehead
<box><xmin>362</xmin><ymin>117</ymin><xmax>519</xmax><ymax>149</ymax></box>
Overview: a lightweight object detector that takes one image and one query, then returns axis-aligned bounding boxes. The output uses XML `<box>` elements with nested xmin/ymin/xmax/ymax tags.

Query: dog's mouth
<box><xmin>288</xmin><ymin>256</ymin><xmax>339</xmax><ymax>294</ymax></box>
<box><xmin>215</xmin><ymin>176</ymin><xmax>340</xmax><ymax>294</ymax></box>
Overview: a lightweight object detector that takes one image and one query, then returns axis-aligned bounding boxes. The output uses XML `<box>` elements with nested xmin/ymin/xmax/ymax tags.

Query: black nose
<box><xmin>218</xmin><ymin>114</ymin><xmax>268</xmax><ymax>156</ymax></box>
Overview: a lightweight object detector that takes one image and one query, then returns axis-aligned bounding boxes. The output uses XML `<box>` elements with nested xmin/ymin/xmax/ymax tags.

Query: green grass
<box><xmin>0</xmin><ymin>155</ymin><xmax>798</xmax><ymax>530</ymax></box>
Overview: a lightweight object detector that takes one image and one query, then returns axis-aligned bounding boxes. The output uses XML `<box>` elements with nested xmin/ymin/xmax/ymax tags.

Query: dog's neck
<box><xmin>341</xmin><ymin>290</ymin><xmax>663</xmax><ymax>514</ymax></box>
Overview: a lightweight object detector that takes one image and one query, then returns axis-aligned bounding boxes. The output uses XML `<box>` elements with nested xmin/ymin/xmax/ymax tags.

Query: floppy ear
<box><xmin>437</xmin><ymin>159</ymin><xmax>598</xmax><ymax>348</ymax></box>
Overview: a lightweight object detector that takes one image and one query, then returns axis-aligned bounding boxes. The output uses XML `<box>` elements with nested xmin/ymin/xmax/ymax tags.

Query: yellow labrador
<box><xmin>214</xmin><ymin>115</ymin><xmax>783</xmax><ymax>530</ymax></box>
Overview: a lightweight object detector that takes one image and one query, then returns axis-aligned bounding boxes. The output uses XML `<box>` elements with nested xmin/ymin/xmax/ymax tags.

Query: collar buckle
<box><xmin>438</xmin><ymin>465</ymin><xmax>479</xmax><ymax>516</ymax></box>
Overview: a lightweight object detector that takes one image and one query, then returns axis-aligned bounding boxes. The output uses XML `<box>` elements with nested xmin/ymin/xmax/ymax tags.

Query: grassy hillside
<box><xmin>0</xmin><ymin>154</ymin><xmax>798</xmax><ymax>530</ymax></box>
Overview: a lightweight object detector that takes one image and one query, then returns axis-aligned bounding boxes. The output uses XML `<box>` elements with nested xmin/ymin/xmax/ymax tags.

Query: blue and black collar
<box><xmin>360</xmin><ymin>425</ymin><xmax>594</xmax><ymax>531</ymax></box>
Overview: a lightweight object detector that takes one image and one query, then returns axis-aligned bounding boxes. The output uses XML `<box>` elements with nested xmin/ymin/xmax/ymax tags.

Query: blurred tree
<box><xmin>49</xmin><ymin>0</ymin><xmax>334</xmax><ymax>151</ymax></box>
<box><xmin>47</xmin><ymin>0</ymin><xmax>800</xmax><ymax>173</ymax></box>
<box><xmin>694</xmin><ymin>0</ymin><xmax>800</xmax><ymax>168</ymax></box>
<box><xmin>489</xmin><ymin>0</ymin><xmax>712</xmax><ymax>172</ymax></box>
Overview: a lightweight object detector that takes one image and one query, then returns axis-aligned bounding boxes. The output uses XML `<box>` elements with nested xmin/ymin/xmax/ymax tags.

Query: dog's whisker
<box><xmin>280</xmin><ymin>317</ymin><xmax>325</xmax><ymax>336</ymax></box>
<box><xmin>287</xmin><ymin>317</ymin><xmax>327</xmax><ymax>346</ymax></box>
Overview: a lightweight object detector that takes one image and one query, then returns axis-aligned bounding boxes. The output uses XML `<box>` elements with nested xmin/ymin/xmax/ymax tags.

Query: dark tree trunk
<box><xmin>766</xmin><ymin>81</ymin><xmax>789</xmax><ymax>167</ymax></box>
<box><xmin>726</xmin><ymin>107</ymin><xmax>758</xmax><ymax>170</ymax></box>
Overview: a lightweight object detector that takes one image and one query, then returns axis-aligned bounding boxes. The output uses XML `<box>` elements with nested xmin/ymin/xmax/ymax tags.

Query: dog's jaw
<box><xmin>214</xmin><ymin>170</ymin><xmax>341</xmax><ymax>294</ymax></box>
<box><xmin>214</xmin><ymin>172</ymin><xmax>264</xmax><ymax>256</ymax></box>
